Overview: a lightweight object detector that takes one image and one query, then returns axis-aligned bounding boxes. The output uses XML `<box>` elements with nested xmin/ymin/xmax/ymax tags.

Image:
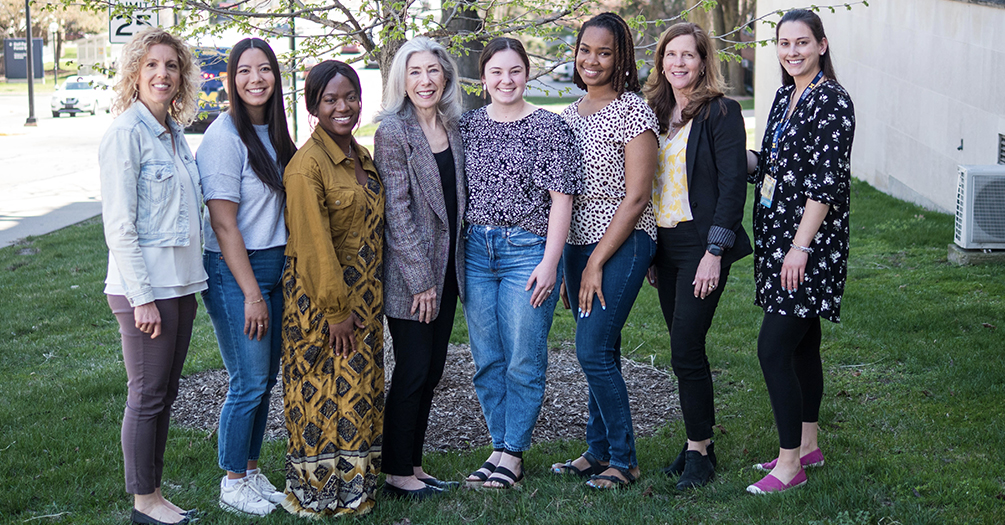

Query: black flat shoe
<box><xmin>676</xmin><ymin>450</ymin><xmax>715</xmax><ymax>490</ymax></box>
<box><xmin>662</xmin><ymin>441</ymin><xmax>717</xmax><ymax>477</ymax></box>
<box><xmin>381</xmin><ymin>482</ymin><xmax>443</xmax><ymax>501</ymax></box>
<box><xmin>418</xmin><ymin>477</ymin><xmax>461</xmax><ymax>490</ymax></box>
<box><xmin>131</xmin><ymin>509</ymin><xmax>190</xmax><ymax>525</ymax></box>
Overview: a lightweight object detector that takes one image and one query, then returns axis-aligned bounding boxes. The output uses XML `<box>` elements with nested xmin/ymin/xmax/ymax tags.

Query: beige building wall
<box><xmin>754</xmin><ymin>0</ymin><xmax>1005</xmax><ymax>213</ymax></box>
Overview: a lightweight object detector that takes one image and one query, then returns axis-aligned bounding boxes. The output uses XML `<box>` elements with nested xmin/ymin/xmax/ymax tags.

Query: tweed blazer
<box><xmin>375</xmin><ymin>113</ymin><xmax>466</xmax><ymax>321</ymax></box>
<box><xmin>680</xmin><ymin>96</ymin><xmax>753</xmax><ymax>267</ymax></box>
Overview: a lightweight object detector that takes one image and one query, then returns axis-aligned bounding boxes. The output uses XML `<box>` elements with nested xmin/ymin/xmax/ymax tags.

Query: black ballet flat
<box><xmin>131</xmin><ymin>508</ymin><xmax>191</xmax><ymax>525</ymax></box>
<box><xmin>381</xmin><ymin>482</ymin><xmax>444</xmax><ymax>501</ymax></box>
<box><xmin>418</xmin><ymin>477</ymin><xmax>461</xmax><ymax>490</ymax></box>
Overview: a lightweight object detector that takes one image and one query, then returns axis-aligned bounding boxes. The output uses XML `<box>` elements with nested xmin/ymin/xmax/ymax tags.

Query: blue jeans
<box><xmin>202</xmin><ymin>246</ymin><xmax>285</xmax><ymax>473</ymax></box>
<box><xmin>564</xmin><ymin>229</ymin><xmax>655</xmax><ymax>470</ymax></box>
<box><xmin>464</xmin><ymin>224</ymin><xmax>562</xmax><ymax>452</ymax></box>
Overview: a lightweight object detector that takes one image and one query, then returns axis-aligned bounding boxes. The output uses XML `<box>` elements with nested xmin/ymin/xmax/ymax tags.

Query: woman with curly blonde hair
<box><xmin>99</xmin><ymin>27</ymin><xmax>205</xmax><ymax>525</ymax></box>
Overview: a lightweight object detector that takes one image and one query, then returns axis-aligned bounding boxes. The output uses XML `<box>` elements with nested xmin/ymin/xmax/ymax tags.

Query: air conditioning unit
<box><xmin>955</xmin><ymin>165</ymin><xmax>1005</xmax><ymax>250</ymax></box>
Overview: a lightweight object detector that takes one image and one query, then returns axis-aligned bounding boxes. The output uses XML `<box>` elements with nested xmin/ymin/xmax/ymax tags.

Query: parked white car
<box><xmin>50</xmin><ymin>76</ymin><xmax>113</xmax><ymax>117</ymax></box>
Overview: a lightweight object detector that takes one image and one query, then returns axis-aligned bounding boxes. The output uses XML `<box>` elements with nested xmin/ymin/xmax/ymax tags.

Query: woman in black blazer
<box><xmin>642</xmin><ymin>22</ymin><xmax>751</xmax><ymax>490</ymax></box>
<box><xmin>373</xmin><ymin>36</ymin><xmax>466</xmax><ymax>500</ymax></box>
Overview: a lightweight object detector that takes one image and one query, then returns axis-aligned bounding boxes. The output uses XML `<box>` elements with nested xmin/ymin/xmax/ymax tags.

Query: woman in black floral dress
<box><xmin>745</xmin><ymin>9</ymin><xmax>854</xmax><ymax>495</ymax></box>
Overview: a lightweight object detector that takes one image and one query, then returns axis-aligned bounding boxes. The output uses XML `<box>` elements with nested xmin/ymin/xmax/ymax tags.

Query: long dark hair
<box><xmin>304</xmin><ymin>60</ymin><xmax>361</xmax><ymax>117</ymax></box>
<box><xmin>226</xmin><ymin>38</ymin><xmax>296</xmax><ymax>193</ymax></box>
<box><xmin>643</xmin><ymin>23</ymin><xmax>727</xmax><ymax>134</ymax></box>
<box><xmin>573</xmin><ymin>12</ymin><xmax>640</xmax><ymax>94</ymax></box>
<box><xmin>776</xmin><ymin>9</ymin><xmax>837</xmax><ymax>86</ymax></box>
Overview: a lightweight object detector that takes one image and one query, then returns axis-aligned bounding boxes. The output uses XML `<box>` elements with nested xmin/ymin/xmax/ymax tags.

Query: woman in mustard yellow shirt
<box><xmin>280</xmin><ymin>60</ymin><xmax>384</xmax><ymax>517</ymax></box>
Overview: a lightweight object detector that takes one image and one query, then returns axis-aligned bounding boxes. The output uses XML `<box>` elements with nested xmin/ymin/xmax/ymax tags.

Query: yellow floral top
<box><xmin>652</xmin><ymin>119</ymin><xmax>693</xmax><ymax>228</ymax></box>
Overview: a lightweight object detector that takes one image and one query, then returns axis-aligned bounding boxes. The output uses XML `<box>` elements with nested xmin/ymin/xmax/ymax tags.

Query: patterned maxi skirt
<box><xmin>280</xmin><ymin>247</ymin><xmax>384</xmax><ymax>514</ymax></box>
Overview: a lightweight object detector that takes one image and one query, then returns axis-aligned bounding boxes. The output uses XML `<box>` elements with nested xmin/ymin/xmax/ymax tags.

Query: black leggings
<box><xmin>756</xmin><ymin>313</ymin><xmax>823</xmax><ymax>450</ymax></box>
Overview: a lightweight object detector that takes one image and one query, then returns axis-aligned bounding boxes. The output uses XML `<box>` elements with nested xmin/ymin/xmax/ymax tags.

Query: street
<box><xmin>0</xmin><ymin>92</ymin><xmax>144</xmax><ymax>248</ymax></box>
<box><xmin>0</xmin><ymin>64</ymin><xmax>384</xmax><ymax>248</ymax></box>
<box><xmin>0</xmin><ymin>65</ymin><xmax>581</xmax><ymax>248</ymax></box>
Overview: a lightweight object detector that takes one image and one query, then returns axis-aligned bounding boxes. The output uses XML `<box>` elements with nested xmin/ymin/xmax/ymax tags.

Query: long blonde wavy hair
<box><xmin>111</xmin><ymin>27</ymin><xmax>202</xmax><ymax>126</ymax></box>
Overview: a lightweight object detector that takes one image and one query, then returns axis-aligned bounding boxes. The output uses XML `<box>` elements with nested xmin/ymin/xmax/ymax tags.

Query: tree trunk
<box><xmin>712</xmin><ymin>1</ymin><xmax>747</xmax><ymax>96</ymax></box>
<box><xmin>375</xmin><ymin>0</ymin><xmax>406</xmax><ymax>97</ymax></box>
<box><xmin>442</xmin><ymin>0</ymin><xmax>485</xmax><ymax>111</ymax></box>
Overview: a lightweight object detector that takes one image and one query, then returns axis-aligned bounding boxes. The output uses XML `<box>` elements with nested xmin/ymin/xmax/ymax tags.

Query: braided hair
<box><xmin>573</xmin><ymin>12</ymin><xmax>640</xmax><ymax>94</ymax></box>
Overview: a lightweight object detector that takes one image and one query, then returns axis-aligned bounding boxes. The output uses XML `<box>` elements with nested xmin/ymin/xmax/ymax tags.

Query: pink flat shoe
<box><xmin>746</xmin><ymin>469</ymin><xmax>807</xmax><ymax>494</ymax></box>
<box><xmin>753</xmin><ymin>448</ymin><xmax>824</xmax><ymax>472</ymax></box>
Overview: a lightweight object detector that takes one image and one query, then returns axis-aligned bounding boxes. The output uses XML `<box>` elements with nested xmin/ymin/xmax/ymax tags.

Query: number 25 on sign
<box><xmin>109</xmin><ymin>1</ymin><xmax>160</xmax><ymax>44</ymax></box>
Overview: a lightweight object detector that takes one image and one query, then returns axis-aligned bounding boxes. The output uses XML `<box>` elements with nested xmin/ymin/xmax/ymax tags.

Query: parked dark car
<box><xmin>186</xmin><ymin>46</ymin><xmax>230</xmax><ymax>133</ymax></box>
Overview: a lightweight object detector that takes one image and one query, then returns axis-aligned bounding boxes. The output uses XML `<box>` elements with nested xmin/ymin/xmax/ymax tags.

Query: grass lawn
<box><xmin>1</xmin><ymin>180</ymin><xmax>1003</xmax><ymax>524</ymax></box>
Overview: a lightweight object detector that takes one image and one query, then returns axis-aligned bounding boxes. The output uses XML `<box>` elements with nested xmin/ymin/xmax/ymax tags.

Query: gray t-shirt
<box><xmin>197</xmin><ymin>112</ymin><xmax>287</xmax><ymax>252</ymax></box>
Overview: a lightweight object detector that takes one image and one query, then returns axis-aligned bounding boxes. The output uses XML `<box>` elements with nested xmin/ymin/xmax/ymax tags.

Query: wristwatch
<box><xmin>706</xmin><ymin>243</ymin><xmax>723</xmax><ymax>257</ymax></box>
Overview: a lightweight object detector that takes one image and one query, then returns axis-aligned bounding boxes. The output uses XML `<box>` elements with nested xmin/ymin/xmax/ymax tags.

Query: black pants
<box><xmin>382</xmin><ymin>265</ymin><xmax>459</xmax><ymax>476</ymax></box>
<box><xmin>756</xmin><ymin>312</ymin><xmax>823</xmax><ymax>450</ymax></box>
<box><xmin>654</xmin><ymin>223</ymin><xmax>731</xmax><ymax>442</ymax></box>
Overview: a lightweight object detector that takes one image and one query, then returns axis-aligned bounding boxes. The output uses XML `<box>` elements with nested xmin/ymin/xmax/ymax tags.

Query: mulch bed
<box><xmin>173</xmin><ymin>335</ymin><xmax>680</xmax><ymax>451</ymax></box>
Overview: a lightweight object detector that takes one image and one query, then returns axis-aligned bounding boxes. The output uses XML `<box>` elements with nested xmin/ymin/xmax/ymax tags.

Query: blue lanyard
<box><xmin>769</xmin><ymin>70</ymin><xmax>824</xmax><ymax>165</ymax></box>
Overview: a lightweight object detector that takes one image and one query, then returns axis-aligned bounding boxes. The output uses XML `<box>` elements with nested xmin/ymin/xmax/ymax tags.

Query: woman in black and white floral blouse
<box><xmin>745</xmin><ymin>9</ymin><xmax>855</xmax><ymax>495</ymax></box>
<box><xmin>459</xmin><ymin>37</ymin><xmax>582</xmax><ymax>490</ymax></box>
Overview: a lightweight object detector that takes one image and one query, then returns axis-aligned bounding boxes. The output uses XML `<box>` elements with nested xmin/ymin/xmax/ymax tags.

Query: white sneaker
<box><xmin>247</xmin><ymin>471</ymin><xmax>286</xmax><ymax>505</ymax></box>
<box><xmin>219</xmin><ymin>476</ymin><xmax>276</xmax><ymax>516</ymax></box>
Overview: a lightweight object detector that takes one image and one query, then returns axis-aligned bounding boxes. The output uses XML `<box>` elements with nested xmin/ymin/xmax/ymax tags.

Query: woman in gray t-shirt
<box><xmin>196</xmin><ymin>38</ymin><xmax>296</xmax><ymax>517</ymax></box>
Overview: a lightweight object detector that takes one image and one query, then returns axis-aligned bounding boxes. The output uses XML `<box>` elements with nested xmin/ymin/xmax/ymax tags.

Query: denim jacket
<box><xmin>99</xmin><ymin>102</ymin><xmax>203</xmax><ymax>305</ymax></box>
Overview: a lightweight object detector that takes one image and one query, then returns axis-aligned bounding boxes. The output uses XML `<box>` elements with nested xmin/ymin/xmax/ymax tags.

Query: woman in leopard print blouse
<box><xmin>551</xmin><ymin>12</ymin><xmax>658</xmax><ymax>490</ymax></box>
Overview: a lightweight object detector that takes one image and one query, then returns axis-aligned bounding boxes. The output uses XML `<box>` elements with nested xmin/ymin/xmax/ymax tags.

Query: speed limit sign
<box><xmin>109</xmin><ymin>1</ymin><xmax>160</xmax><ymax>44</ymax></box>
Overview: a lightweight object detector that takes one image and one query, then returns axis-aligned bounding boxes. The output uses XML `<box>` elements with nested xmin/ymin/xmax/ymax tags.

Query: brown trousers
<box><xmin>107</xmin><ymin>294</ymin><xmax>197</xmax><ymax>495</ymax></box>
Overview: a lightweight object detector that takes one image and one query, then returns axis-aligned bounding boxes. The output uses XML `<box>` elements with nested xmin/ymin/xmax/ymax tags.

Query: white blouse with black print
<box><xmin>560</xmin><ymin>92</ymin><xmax>659</xmax><ymax>246</ymax></box>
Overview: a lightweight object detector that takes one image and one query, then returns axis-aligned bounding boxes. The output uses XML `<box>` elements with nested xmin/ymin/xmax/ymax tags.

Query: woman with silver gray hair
<box><xmin>373</xmin><ymin>36</ymin><xmax>466</xmax><ymax>500</ymax></box>
<box><xmin>99</xmin><ymin>27</ymin><xmax>204</xmax><ymax>525</ymax></box>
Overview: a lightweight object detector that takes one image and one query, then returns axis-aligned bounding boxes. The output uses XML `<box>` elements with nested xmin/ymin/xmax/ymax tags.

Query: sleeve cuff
<box><xmin>127</xmin><ymin>288</ymin><xmax>155</xmax><ymax>308</ymax></box>
<box><xmin>324</xmin><ymin>306</ymin><xmax>351</xmax><ymax>325</ymax></box>
<box><xmin>708</xmin><ymin>226</ymin><xmax>736</xmax><ymax>249</ymax></box>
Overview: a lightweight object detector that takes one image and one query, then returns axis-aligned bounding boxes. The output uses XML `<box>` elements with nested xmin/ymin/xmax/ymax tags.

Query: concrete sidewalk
<box><xmin>0</xmin><ymin>92</ymin><xmax>203</xmax><ymax>247</ymax></box>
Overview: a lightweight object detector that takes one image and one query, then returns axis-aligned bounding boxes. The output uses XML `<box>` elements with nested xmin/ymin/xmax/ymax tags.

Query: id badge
<box><xmin>759</xmin><ymin>174</ymin><xmax>777</xmax><ymax>208</ymax></box>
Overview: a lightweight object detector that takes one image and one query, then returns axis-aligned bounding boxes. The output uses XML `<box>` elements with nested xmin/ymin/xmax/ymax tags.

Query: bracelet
<box><xmin>790</xmin><ymin>242</ymin><xmax>813</xmax><ymax>254</ymax></box>
<box><xmin>244</xmin><ymin>298</ymin><xmax>265</xmax><ymax>305</ymax></box>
